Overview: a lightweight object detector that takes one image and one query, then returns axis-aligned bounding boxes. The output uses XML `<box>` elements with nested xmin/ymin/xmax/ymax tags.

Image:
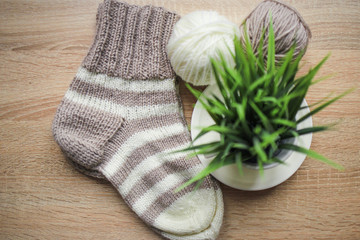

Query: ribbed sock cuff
<box><xmin>82</xmin><ymin>0</ymin><xmax>180</xmax><ymax>80</ymax></box>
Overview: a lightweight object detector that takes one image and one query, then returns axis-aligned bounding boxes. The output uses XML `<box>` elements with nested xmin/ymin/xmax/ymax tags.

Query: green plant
<box><xmin>177</xmin><ymin>21</ymin><xmax>353</xmax><ymax>191</ymax></box>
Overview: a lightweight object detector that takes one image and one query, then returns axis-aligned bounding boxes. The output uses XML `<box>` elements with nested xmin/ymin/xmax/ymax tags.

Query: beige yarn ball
<box><xmin>167</xmin><ymin>11</ymin><xmax>240</xmax><ymax>86</ymax></box>
<box><xmin>240</xmin><ymin>0</ymin><xmax>312</xmax><ymax>63</ymax></box>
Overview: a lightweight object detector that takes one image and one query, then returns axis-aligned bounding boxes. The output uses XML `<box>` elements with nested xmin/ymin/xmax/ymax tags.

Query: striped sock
<box><xmin>52</xmin><ymin>1</ymin><xmax>223</xmax><ymax>239</ymax></box>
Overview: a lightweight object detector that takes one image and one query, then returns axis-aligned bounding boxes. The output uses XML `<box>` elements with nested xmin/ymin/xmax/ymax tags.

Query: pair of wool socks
<box><xmin>52</xmin><ymin>0</ymin><xmax>223</xmax><ymax>239</ymax></box>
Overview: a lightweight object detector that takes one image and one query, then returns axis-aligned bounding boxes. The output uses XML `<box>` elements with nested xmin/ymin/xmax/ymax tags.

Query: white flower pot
<box><xmin>191</xmin><ymin>84</ymin><xmax>313</xmax><ymax>191</ymax></box>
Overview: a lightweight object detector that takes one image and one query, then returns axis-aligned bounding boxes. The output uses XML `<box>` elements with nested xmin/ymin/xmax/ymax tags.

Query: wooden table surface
<box><xmin>1</xmin><ymin>0</ymin><xmax>359</xmax><ymax>239</ymax></box>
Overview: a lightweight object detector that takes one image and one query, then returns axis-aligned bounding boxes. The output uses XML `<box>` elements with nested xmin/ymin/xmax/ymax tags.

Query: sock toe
<box><xmin>152</xmin><ymin>187</ymin><xmax>216</xmax><ymax>235</ymax></box>
<box><xmin>158</xmin><ymin>182</ymin><xmax>224</xmax><ymax>240</ymax></box>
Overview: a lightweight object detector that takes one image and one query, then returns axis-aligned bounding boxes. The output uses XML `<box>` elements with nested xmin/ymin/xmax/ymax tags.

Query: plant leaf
<box><xmin>281</xmin><ymin>126</ymin><xmax>329</xmax><ymax>139</ymax></box>
<box><xmin>266</xmin><ymin>14</ymin><xmax>275</xmax><ymax>73</ymax></box>
<box><xmin>175</xmin><ymin>155</ymin><xmax>234</xmax><ymax>192</ymax></box>
<box><xmin>297</xmin><ymin>88</ymin><xmax>355</xmax><ymax>124</ymax></box>
<box><xmin>279</xmin><ymin>144</ymin><xmax>344</xmax><ymax>170</ymax></box>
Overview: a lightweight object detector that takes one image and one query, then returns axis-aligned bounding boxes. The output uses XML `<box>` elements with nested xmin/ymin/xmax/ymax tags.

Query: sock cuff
<box><xmin>82</xmin><ymin>0</ymin><xmax>180</xmax><ymax>80</ymax></box>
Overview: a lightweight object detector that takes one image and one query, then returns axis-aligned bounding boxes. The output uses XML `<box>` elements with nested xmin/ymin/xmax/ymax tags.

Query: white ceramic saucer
<box><xmin>190</xmin><ymin>84</ymin><xmax>313</xmax><ymax>191</ymax></box>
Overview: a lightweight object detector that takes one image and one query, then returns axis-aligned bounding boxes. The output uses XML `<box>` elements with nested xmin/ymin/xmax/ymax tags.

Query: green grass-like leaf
<box><xmin>279</xmin><ymin>144</ymin><xmax>344</xmax><ymax>170</ymax></box>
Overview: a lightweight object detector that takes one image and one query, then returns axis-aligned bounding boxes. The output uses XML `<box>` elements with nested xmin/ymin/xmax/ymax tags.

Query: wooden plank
<box><xmin>1</xmin><ymin>0</ymin><xmax>359</xmax><ymax>239</ymax></box>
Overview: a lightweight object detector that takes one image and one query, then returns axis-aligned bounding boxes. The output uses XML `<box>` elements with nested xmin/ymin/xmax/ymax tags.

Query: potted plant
<box><xmin>176</xmin><ymin>21</ymin><xmax>352</xmax><ymax>191</ymax></box>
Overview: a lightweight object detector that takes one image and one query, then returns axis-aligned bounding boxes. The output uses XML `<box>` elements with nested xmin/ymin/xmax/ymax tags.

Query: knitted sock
<box><xmin>52</xmin><ymin>0</ymin><xmax>223</xmax><ymax>239</ymax></box>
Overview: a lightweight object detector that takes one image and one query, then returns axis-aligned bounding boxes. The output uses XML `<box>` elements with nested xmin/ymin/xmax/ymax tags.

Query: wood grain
<box><xmin>1</xmin><ymin>0</ymin><xmax>359</xmax><ymax>239</ymax></box>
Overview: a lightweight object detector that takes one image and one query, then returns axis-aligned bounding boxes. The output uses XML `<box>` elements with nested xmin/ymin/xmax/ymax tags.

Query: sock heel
<box><xmin>52</xmin><ymin>96</ymin><xmax>124</xmax><ymax>169</ymax></box>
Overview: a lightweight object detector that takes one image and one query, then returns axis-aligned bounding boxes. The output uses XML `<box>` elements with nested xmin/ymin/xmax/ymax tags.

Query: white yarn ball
<box><xmin>167</xmin><ymin>11</ymin><xmax>240</xmax><ymax>86</ymax></box>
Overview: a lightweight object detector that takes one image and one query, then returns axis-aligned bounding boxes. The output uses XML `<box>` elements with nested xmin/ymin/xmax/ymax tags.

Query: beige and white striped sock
<box><xmin>52</xmin><ymin>1</ymin><xmax>223</xmax><ymax>239</ymax></box>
